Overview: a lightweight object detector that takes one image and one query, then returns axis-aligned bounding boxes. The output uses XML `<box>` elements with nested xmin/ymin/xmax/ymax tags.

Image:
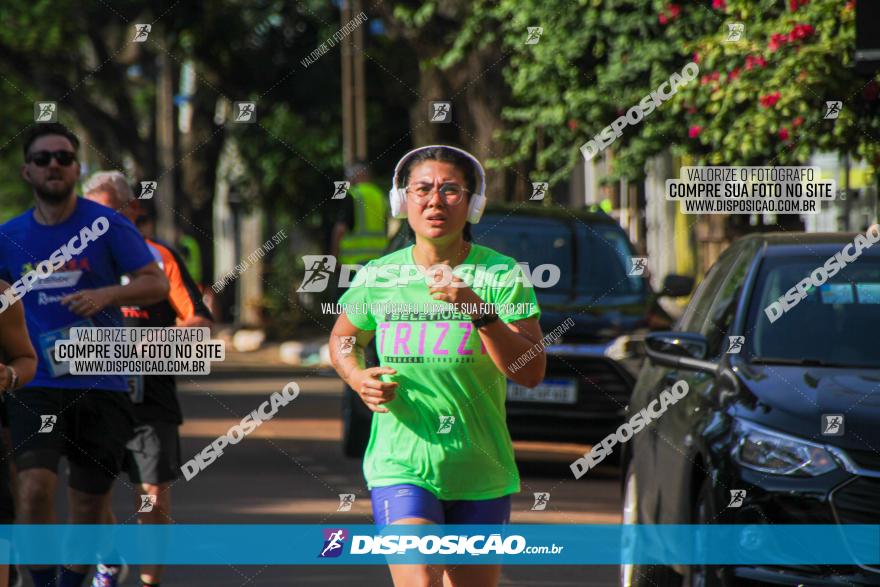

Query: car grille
<box><xmin>544</xmin><ymin>356</ymin><xmax>632</xmax><ymax>413</ymax></box>
<box><xmin>830</xmin><ymin>477</ymin><xmax>880</xmax><ymax>573</ymax></box>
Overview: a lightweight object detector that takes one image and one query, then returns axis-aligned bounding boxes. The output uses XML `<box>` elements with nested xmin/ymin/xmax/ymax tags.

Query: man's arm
<box><xmin>0</xmin><ymin>281</ymin><xmax>37</xmax><ymax>392</ymax></box>
<box><xmin>62</xmin><ymin>263</ymin><xmax>169</xmax><ymax>317</ymax></box>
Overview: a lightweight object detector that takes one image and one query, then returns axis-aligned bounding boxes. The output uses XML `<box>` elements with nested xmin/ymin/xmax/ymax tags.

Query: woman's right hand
<box><xmin>349</xmin><ymin>366</ymin><xmax>398</xmax><ymax>413</ymax></box>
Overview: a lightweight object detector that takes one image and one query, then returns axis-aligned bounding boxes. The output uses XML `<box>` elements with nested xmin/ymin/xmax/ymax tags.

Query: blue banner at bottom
<box><xmin>0</xmin><ymin>524</ymin><xmax>877</xmax><ymax>565</ymax></box>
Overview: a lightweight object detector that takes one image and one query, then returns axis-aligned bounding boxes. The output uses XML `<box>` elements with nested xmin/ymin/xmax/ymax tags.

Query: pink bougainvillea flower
<box><xmin>689</xmin><ymin>125</ymin><xmax>702</xmax><ymax>138</ymax></box>
<box><xmin>792</xmin><ymin>116</ymin><xmax>804</xmax><ymax>127</ymax></box>
<box><xmin>760</xmin><ymin>91</ymin><xmax>782</xmax><ymax>108</ymax></box>
<box><xmin>779</xmin><ymin>127</ymin><xmax>790</xmax><ymax>140</ymax></box>
<box><xmin>728</xmin><ymin>67</ymin><xmax>741</xmax><ymax>80</ymax></box>
<box><xmin>713</xmin><ymin>0</ymin><xmax>726</xmax><ymax>9</ymax></box>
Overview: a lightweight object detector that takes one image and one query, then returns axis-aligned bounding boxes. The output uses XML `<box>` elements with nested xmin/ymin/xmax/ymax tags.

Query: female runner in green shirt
<box><xmin>330</xmin><ymin>145</ymin><xmax>546</xmax><ymax>587</ymax></box>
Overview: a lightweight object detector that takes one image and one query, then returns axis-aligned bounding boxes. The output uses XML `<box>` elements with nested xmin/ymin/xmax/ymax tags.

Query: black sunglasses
<box><xmin>27</xmin><ymin>150</ymin><xmax>77</xmax><ymax>167</ymax></box>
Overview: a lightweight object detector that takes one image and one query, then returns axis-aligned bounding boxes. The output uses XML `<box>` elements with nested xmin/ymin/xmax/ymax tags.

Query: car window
<box><xmin>697</xmin><ymin>242</ymin><xmax>758</xmax><ymax>356</ymax></box>
<box><xmin>678</xmin><ymin>246</ymin><xmax>740</xmax><ymax>332</ymax></box>
<box><xmin>471</xmin><ymin>216</ymin><xmax>573</xmax><ymax>295</ymax></box>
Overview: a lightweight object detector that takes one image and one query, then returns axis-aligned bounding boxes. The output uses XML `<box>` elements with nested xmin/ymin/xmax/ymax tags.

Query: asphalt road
<box><xmin>44</xmin><ymin>366</ymin><xmax>622</xmax><ymax>586</ymax></box>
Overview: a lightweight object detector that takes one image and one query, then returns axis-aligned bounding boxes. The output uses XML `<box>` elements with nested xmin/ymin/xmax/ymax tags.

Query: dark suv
<box><xmin>342</xmin><ymin>203</ymin><xmax>693</xmax><ymax>457</ymax></box>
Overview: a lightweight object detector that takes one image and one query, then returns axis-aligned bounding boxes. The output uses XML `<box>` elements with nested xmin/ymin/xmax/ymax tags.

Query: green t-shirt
<box><xmin>339</xmin><ymin>244</ymin><xmax>541</xmax><ymax>500</ymax></box>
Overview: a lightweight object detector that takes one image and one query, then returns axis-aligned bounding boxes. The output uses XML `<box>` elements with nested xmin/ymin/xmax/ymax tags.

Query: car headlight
<box><xmin>732</xmin><ymin>419</ymin><xmax>839</xmax><ymax>477</ymax></box>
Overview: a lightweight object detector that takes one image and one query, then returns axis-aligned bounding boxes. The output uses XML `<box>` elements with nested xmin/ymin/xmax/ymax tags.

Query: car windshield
<box><xmin>747</xmin><ymin>253</ymin><xmax>880</xmax><ymax>367</ymax></box>
<box><xmin>471</xmin><ymin>216</ymin><xmax>573</xmax><ymax>295</ymax></box>
<box><xmin>578</xmin><ymin>223</ymin><xmax>646</xmax><ymax>301</ymax></box>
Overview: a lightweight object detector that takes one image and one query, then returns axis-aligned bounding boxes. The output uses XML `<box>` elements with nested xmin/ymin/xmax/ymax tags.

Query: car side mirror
<box><xmin>645</xmin><ymin>331</ymin><xmax>718</xmax><ymax>374</ymax></box>
<box><xmin>660</xmin><ymin>274</ymin><xmax>694</xmax><ymax>298</ymax></box>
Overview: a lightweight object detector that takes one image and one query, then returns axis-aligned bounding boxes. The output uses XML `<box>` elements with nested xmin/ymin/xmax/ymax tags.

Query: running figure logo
<box><xmin>140</xmin><ymin>181</ymin><xmax>157</xmax><ymax>200</ymax></box>
<box><xmin>726</xmin><ymin>23</ymin><xmax>744</xmax><ymax>41</ymax></box>
<box><xmin>337</xmin><ymin>494</ymin><xmax>355</xmax><ymax>512</ymax></box>
<box><xmin>824</xmin><ymin>101</ymin><xmax>842</xmax><ymax>120</ymax></box>
<box><xmin>430</xmin><ymin>102</ymin><xmax>452</xmax><ymax>123</ymax></box>
<box><xmin>822</xmin><ymin>414</ymin><xmax>844</xmax><ymax>436</ymax></box>
<box><xmin>233</xmin><ymin>102</ymin><xmax>257</xmax><ymax>123</ymax></box>
<box><xmin>297</xmin><ymin>255</ymin><xmax>337</xmax><ymax>293</ymax></box>
<box><xmin>138</xmin><ymin>494</ymin><xmax>157</xmax><ymax>513</ymax></box>
<box><xmin>332</xmin><ymin>181</ymin><xmax>350</xmax><ymax>200</ymax></box>
<box><xmin>339</xmin><ymin>336</ymin><xmax>356</xmax><ymax>356</ymax></box>
<box><xmin>38</xmin><ymin>415</ymin><xmax>57</xmax><ymax>433</ymax></box>
<box><xmin>525</xmin><ymin>27</ymin><xmax>544</xmax><ymax>45</ymax></box>
<box><xmin>133</xmin><ymin>24</ymin><xmax>151</xmax><ymax>42</ymax></box>
<box><xmin>437</xmin><ymin>415</ymin><xmax>455</xmax><ymax>434</ymax></box>
<box><xmin>530</xmin><ymin>182</ymin><xmax>548</xmax><ymax>201</ymax></box>
<box><xmin>531</xmin><ymin>492</ymin><xmax>550</xmax><ymax>511</ymax></box>
<box><xmin>318</xmin><ymin>529</ymin><xmax>348</xmax><ymax>558</ymax></box>
<box><xmin>727</xmin><ymin>336</ymin><xmax>745</xmax><ymax>354</ymax></box>
<box><xmin>629</xmin><ymin>257</ymin><xmax>648</xmax><ymax>276</ymax></box>
<box><xmin>727</xmin><ymin>490</ymin><xmax>746</xmax><ymax>508</ymax></box>
<box><xmin>35</xmin><ymin>102</ymin><xmax>57</xmax><ymax>123</ymax></box>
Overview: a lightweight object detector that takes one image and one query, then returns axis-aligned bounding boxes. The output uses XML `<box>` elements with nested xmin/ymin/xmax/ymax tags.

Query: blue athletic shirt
<box><xmin>0</xmin><ymin>197</ymin><xmax>156</xmax><ymax>391</ymax></box>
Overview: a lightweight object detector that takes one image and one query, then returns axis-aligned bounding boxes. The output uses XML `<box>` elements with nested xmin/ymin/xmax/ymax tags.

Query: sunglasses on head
<box><xmin>27</xmin><ymin>150</ymin><xmax>77</xmax><ymax>167</ymax></box>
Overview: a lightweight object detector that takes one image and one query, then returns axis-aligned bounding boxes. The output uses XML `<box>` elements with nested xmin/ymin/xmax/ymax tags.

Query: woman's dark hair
<box><xmin>398</xmin><ymin>146</ymin><xmax>478</xmax><ymax>242</ymax></box>
<box><xmin>398</xmin><ymin>147</ymin><xmax>478</xmax><ymax>196</ymax></box>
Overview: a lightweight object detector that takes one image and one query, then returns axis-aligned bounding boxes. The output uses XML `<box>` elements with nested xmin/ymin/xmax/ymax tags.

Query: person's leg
<box><xmin>66</xmin><ymin>391</ymin><xmax>134</xmax><ymax>584</ymax></box>
<box><xmin>7</xmin><ymin>388</ymin><xmax>65</xmax><ymax>587</ymax></box>
<box><xmin>440</xmin><ymin>495</ymin><xmax>511</xmax><ymax>587</ymax></box>
<box><xmin>135</xmin><ymin>481</ymin><xmax>171</xmax><ymax>585</ymax></box>
<box><xmin>371</xmin><ymin>484</ymin><xmax>446</xmax><ymax>587</ymax></box>
<box><xmin>124</xmin><ymin>421</ymin><xmax>180</xmax><ymax>586</ymax></box>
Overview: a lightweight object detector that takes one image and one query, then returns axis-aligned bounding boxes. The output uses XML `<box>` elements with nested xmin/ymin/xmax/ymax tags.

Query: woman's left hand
<box><xmin>428</xmin><ymin>271</ymin><xmax>484</xmax><ymax>317</ymax></box>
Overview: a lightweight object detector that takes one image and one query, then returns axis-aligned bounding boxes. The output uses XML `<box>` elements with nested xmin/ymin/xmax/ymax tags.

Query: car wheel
<box><xmin>341</xmin><ymin>384</ymin><xmax>371</xmax><ymax>458</ymax></box>
<box><xmin>682</xmin><ymin>477</ymin><xmax>724</xmax><ymax>587</ymax></box>
<box><xmin>620</xmin><ymin>463</ymin><xmax>682</xmax><ymax>587</ymax></box>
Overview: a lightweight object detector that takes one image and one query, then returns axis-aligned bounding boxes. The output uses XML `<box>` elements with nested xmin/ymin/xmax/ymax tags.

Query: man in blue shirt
<box><xmin>0</xmin><ymin>123</ymin><xmax>169</xmax><ymax>587</ymax></box>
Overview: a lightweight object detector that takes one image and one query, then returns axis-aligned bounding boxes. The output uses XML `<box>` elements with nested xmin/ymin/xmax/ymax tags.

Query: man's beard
<box><xmin>34</xmin><ymin>179</ymin><xmax>75</xmax><ymax>204</ymax></box>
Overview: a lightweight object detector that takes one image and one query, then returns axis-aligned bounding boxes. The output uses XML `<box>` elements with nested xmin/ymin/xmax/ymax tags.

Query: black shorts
<box><xmin>123</xmin><ymin>420</ymin><xmax>181</xmax><ymax>485</ymax></box>
<box><xmin>6</xmin><ymin>387</ymin><xmax>135</xmax><ymax>494</ymax></box>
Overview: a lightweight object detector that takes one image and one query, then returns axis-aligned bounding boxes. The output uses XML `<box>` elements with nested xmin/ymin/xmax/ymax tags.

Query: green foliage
<box><xmin>429</xmin><ymin>0</ymin><xmax>878</xmax><ymax>182</ymax></box>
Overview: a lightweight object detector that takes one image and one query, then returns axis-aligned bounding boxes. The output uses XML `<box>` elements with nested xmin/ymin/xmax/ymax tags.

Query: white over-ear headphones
<box><xmin>389</xmin><ymin>145</ymin><xmax>487</xmax><ymax>224</ymax></box>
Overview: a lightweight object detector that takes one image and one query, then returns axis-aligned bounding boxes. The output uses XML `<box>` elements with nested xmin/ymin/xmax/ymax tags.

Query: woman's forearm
<box><xmin>476</xmin><ymin>321</ymin><xmax>546</xmax><ymax>388</ymax></box>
